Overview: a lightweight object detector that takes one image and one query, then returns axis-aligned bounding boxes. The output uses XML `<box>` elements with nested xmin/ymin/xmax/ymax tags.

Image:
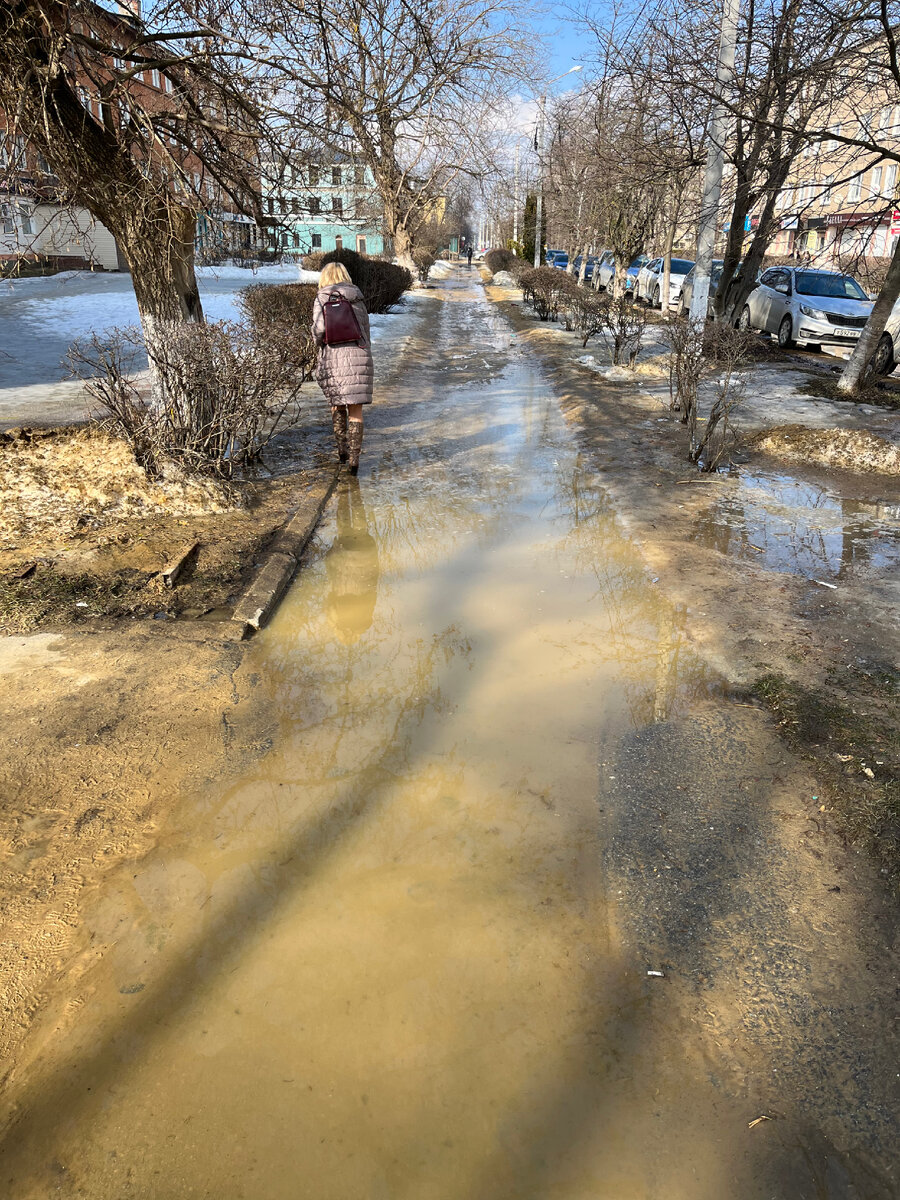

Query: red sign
<box><xmin>891</xmin><ymin>208</ymin><xmax>900</xmax><ymax>237</ymax></box>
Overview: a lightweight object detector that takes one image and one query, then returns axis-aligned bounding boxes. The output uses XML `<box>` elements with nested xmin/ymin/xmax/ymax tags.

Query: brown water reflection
<box><xmin>0</xmin><ymin>272</ymin><xmax>838</xmax><ymax>1199</ymax></box>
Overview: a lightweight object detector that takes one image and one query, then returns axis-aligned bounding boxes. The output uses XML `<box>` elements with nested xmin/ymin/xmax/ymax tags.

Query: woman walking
<box><xmin>312</xmin><ymin>262</ymin><xmax>373</xmax><ymax>475</ymax></box>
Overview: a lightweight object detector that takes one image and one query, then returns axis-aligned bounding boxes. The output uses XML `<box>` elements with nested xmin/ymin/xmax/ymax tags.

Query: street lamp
<box><xmin>533</xmin><ymin>65</ymin><xmax>583</xmax><ymax>268</ymax></box>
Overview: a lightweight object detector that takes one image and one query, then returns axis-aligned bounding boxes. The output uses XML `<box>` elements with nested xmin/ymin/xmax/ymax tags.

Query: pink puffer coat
<box><xmin>312</xmin><ymin>282</ymin><xmax>374</xmax><ymax>407</ymax></box>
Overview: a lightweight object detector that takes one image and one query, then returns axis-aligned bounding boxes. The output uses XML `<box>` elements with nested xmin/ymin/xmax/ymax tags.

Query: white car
<box><xmin>636</xmin><ymin>256</ymin><xmax>696</xmax><ymax>307</ymax></box>
<box><xmin>739</xmin><ymin>266</ymin><xmax>873</xmax><ymax>349</ymax></box>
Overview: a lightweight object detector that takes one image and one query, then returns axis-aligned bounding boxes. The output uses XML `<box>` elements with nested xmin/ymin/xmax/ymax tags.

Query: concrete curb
<box><xmin>231</xmin><ymin>467</ymin><xmax>340</xmax><ymax>637</ymax></box>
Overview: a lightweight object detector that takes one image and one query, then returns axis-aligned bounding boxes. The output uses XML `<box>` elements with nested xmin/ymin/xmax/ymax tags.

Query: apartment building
<box><xmin>768</xmin><ymin>67</ymin><xmax>900</xmax><ymax>266</ymax></box>
<box><xmin>1</xmin><ymin>0</ymin><xmax>264</xmax><ymax>274</ymax></box>
<box><xmin>261</xmin><ymin>157</ymin><xmax>385</xmax><ymax>258</ymax></box>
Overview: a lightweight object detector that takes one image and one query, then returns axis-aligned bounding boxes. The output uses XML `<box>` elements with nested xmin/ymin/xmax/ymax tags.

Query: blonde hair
<box><xmin>319</xmin><ymin>262</ymin><xmax>352</xmax><ymax>287</ymax></box>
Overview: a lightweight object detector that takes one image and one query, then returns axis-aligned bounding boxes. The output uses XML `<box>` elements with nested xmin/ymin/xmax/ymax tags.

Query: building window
<box><xmin>332</xmin><ymin>195</ymin><xmax>343</xmax><ymax>214</ymax></box>
<box><xmin>885</xmin><ymin>162</ymin><xmax>898</xmax><ymax>198</ymax></box>
<box><xmin>354</xmin><ymin>165</ymin><xmax>366</xmax><ymax>186</ymax></box>
<box><xmin>0</xmin><ymin>203</ymin><xmax>14</xmax><ymax>236</ymax></box>
<box><xmin>334</xmin><ymin>235</ymin><xmax>343</xmax><ymax>250</ymax></box>
<box><xmin>308</xmin><ymin>196</ymin><xmax>321</xmax><ymax>215</ymax></box>
<box><xmin>311</xmin><ymin>233</ymin><xmax>322</xmax><ymax>249</ymax></box>
<box><xmin>356</xmin><ymin>235</ymin><xmax>367</xmax><ymax>253</ymax></box>
<box><xmin>827</xmin><ymin>124</ymin><xmax>841</xmax><ymax>152</ymax></box>
<box><xmin>267</xmin><ymin>197</ymin><xmax>274</xmax><ymax>214</ymax></box>
<box><xmin>870</xmin><ymin>165</ymin><xmax>883</xmax><ymax>198</ymax></box>
<box><xmin>848</xmin><ymin>175</ymin><xmax>863</xmax><ymax>203</ymax></box>
<box><xmin>332</xmin><ymin>166</ymin><xmax>342</xmax><ymax>186</ymax></box>
<box><xmin>822</xmin><ymin>176</ymin><xmax>834</xmax><ymax>205</ymax></box>
<box><xmin>150</xmin><ymin>68</ymin><xmax>161</xmax><ymax>88</ymax></box>
<box><xmin>292</xmin><ymin>232</ymin><xmax>300</xmax><ymax>248</ymax></box>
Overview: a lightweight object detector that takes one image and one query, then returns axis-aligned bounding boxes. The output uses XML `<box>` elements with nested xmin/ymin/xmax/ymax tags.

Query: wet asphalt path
<box><xmin>1</xmin><ymin>267</ymin><xmax>897</xmax><ymax>1199</ymax></box>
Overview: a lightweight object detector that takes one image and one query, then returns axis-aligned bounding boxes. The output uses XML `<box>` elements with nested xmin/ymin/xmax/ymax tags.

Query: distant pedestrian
<box><xmin>466</xmin><ymin>245</ymin><xmax>473</xmax><ymax>268</ymax></box>
<box><xmin>312</xmin><ymin>262</ymin><xmax>373</xmax><ymax>476</ymax></box>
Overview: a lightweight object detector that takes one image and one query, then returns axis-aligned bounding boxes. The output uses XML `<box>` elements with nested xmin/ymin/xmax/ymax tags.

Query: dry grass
<box><xmin>0</xmin><ymin>427</ymin><xmax>234</xmax><ymax>547</ymax></box>
<box><xmin>750</xmin><ymin>424</ymin><xmax>900</xmax><ymax>475</ymax></box>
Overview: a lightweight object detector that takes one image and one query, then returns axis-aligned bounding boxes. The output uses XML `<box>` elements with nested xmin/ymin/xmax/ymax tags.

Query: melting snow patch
<box><xmin>576</xmin><ymin>355</ymin><xmax>633</xmax><ymax>382</ymax></box>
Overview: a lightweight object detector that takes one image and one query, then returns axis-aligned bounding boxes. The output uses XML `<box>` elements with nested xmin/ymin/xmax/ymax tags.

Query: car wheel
<box><xmin>873</xmin><ymin>333</ymin><xmax>896</xmax><ymax>376</ymax></box>
<box><xmin>738</xmin><ymin>306</ymin><xmax>752</xmax><ymax>332</ymax></box>
<box><xmin>777</xmin><ymin>315</ymin><xmax>794</xmax><ymax>349</ymax></box>
<box><xmin>652</xmin><ymin>285</ymin><xmax>661</xmax><ymax>308</ymax></box>
<box><xmin>679</xmin><ymin>295</ymin><xmax>688</xmax><ymax>316</ymax></box>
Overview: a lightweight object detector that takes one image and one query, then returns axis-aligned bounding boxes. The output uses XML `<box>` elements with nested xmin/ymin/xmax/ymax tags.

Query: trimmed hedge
<box><xmin>237</xmin><ymin>282</ymin><xmax>319</xmax><ymax>379</ymax></box>
<box><xmin>484</xmin><ymin>248</ymin><xmax>523</xmax><ymax>275</ymax></box>
<box><xmin>321</xmin><ymin>247</ymin><xmax>413</xmax><ymax>313</ymax></box>
<box><xmin>519</xmin><ymin>266</ymin><xmax>580</xmax><ymax>321</ymax></box>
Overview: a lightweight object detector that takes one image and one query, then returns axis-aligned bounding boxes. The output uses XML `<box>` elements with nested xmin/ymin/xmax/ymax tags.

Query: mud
<box><xmin>0</xmin><ymin>269</ymin><xmax>897</xmax><ymax>1198</ymax></box>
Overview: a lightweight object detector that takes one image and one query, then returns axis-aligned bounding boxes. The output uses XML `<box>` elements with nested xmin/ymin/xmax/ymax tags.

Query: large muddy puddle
<box><xmin>1</xmin><ymin>274</ymin><xmax>890</xmax><ymax>1198</ymax></box>
<box><xmin>692</xmin><ymin>468</ymin><xmax>900</xmax><ymax>581</ymax></box>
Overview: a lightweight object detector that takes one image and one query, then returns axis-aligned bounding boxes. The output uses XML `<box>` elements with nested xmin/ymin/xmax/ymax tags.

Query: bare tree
<box><xmin>0</xmin><ymin>0</ymin><xmax>282</xmax><ymax>401</ymax></box>
<box><xmin>264</xmin><ymin>0</ymin><xmax>529</xmax><ymax>274</ymax></box>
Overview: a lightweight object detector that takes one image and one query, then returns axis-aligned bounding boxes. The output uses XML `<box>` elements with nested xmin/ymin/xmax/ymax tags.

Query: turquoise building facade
<box><xmin>260</xmin><ymin>158</ymin><xmax>385</xmax><ymax>258</ymax></box>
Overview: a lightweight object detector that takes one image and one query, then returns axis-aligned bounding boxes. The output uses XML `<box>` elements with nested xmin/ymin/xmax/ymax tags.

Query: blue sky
<box><xmin>528</xmin><ymin>8</ymin><xmax>594</xmax><ymax>85</ymax></box>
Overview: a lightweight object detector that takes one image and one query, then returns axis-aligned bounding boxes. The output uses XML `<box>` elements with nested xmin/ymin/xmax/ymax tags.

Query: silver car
<box><xmin>739</xmin><ymin>267</ymin><xmax>873</xmax><ymax>349</ymax></box>
<box><xmin>593</xmin><ymin>249</ymin><xmax>616</xmax><ymax>290</ymax></box>
<box><xmin>636</xmin><ymin>256</ymin><xmax>696</xmax><ymax>307</ymax></box>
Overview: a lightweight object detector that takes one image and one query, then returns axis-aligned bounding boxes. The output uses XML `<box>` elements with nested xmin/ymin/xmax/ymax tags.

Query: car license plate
<box><xmin>833</xmin><ymin>330</ymin><xmax>857</xmax><ymax>338</ymax></box>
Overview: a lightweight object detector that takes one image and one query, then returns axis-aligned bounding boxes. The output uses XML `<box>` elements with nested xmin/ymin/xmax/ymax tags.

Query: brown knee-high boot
<box><xmin>347</xmin><ymin>419</ymin><xmax>364</xmax><ymax>476</ymax></box>
<box><xmin>331</xmin><ymin>406</ymin><xmax>349</xmax><ymax>463</ymax></box>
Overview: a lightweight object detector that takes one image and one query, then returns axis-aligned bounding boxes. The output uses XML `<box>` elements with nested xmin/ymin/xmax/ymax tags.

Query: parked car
<box><xmin>871</xmin><ymin>295</ymin><xmax>900</xmax><ymax>375</ymax></box>
<box><xmin>572</xmin><ymin>254</ymin><xmax>598</xmax><ymax>282</ymax></box>
<box><xmin>678</xmin><ymin>260</ymin><xmax>725</xmax><ymax>315</ymax></box>
<box><xmin>549</xmin><ymin>251</ymin><xmax>569</xmax><ymax>270</ymax></box>
<box><xmin>544</xmin><ymin>249</ymin><xmax>567</xmax><ymax>268</ymax></box>
<box><xmin>636</xmin><ymin>256</ymin><xmax>696</xmax><ymax>307</ymax></box>
<box><xmin>739</xmin><ymin>267</ymin><xmax>873</xmax><ymax>349</ymax></box>
<box><xmin>593</xmin><ymin>250</ymin><xmax>617</xmax><ymax>290</ymax></box>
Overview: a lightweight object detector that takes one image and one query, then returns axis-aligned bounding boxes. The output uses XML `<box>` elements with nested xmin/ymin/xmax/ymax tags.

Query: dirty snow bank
<box><xmin>0</xmin><ymin>429</ymin><xmax>233</xmax><ymax>543</ymax></box>
<box><xmin>750</xmin><ymin>424</ymin><xmax>900</xmax><ymax>475</ymax></box>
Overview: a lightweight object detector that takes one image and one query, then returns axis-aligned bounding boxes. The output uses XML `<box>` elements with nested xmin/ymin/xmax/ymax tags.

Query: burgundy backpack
<box><xmin>322</xmin><ymin>289</ymin><xmax>363</xmax><ymax>346</ymax></box>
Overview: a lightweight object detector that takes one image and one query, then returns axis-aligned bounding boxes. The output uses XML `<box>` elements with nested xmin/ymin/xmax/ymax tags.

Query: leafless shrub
<box><xmin>520</xmin><ymin>266</ymin><xmax>580</xmax><ymax>321</ymax></box>
<box><xmin>667</xmin><ymin>317</ymin><xmax>755</xmax><ymax>468</ymax></box>
<box><xmin>413</xmin><ymin>248</ymin><xmax>436</xmax><ymax>282</ymax></box>
<box><xmin>666</xmin><ymin>316</ymin><xmax>706</xmax><ymax>446</ymax></box>
<box><xmin>484</xmin><ymin>249</ymin><xmax>520</xmax><ymax>275</ymax></box>
<box><xmin>69</xmin><ymin>318</ymin><xmax>311</xmax><ymax>479</ymax></box>
<box><xmin>566</xmin><ymin>291</ymin><xmax>610</xmax><ymax>348</ymax></box>
<box><xmin>593</xmin><ymin>296</ymin><xmax>647</xmax><ymax>366</ymax></box>
<box><xmin>691</xmin><ymin>323</ymin><xmax>755</xmax><ymax>470</ymax></box>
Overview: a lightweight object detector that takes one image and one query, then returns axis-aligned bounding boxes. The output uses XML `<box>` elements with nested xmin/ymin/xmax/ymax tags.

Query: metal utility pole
<box><xmin>689</xmin><ymin>0</ymin><xmax>740</xmax><ymax>323</ymax></box>
<box><xmin>513</xmin><ymin>143</ymin><xmax>520</xmax><ymax>247</ymax></box>
<box><xmin>533</xmin><ymin>100</ymin><xmax>546</xmax><ymax>267</ymax></box>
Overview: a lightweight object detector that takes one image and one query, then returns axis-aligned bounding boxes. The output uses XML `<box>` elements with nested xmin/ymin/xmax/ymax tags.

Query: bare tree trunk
<box><xmin>390</xmin><ymin>221</ymin><xmax>417</xmax><ymax>275</ymax></box>
<box><xmin>114</xmin><ymin>207</ymin><xmax>204</xmax><ymax>406</ymax></box>
<box><xmin>837</xmin><ymin>235</ymin><xmax>900</xmax><ymax>393</ymax></box>
<box><xmin>660</xmin><ymin>224</ymin><xmax>676</xmax><ymax>313</ymax></box>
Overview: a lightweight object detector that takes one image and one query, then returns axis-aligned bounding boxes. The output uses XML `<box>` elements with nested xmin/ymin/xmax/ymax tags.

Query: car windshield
<box><xmin>629</xmin><ymin>256</ymin><xmax>648</xmax><ymax>268</ymax></box>
<box><xmin>670</xmin><ymin>259</ymin><xmax>695</xmax><ymax>274</ymax></box>
<box><xmin>795</xmin><ymin>272</ymin><xmax>868</xmax><ymax>300</ymax></box>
